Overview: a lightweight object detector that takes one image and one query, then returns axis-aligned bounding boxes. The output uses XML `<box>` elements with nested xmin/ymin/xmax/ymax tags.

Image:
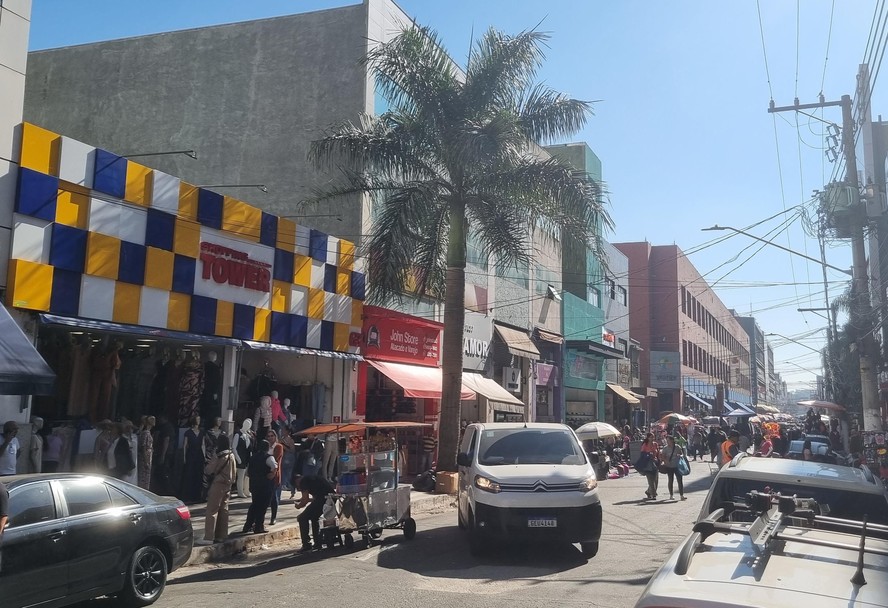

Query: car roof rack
<box><xmin>676</xmin><ymin>491</ymin><xmax>888</xmax><ymax>585</ymax></box>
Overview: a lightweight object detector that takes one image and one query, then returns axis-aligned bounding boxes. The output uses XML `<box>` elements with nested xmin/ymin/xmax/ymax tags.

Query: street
<box><xmin>81</xmin><ymin>463</ymin><xmax>716</xmax><ymax>608</ymax></box>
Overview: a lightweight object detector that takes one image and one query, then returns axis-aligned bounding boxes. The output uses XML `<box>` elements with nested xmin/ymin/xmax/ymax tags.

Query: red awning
<box><xmin>367</xmin><ymin>360</ymin><xmax>474</xmax><ymax>400</ymax></box>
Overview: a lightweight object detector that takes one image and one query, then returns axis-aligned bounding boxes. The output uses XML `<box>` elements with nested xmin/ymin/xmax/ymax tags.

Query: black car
<box><xmin>0</xmin><ymin>473</ymin><xmax>193</xmax><ymax>608</ymax></box>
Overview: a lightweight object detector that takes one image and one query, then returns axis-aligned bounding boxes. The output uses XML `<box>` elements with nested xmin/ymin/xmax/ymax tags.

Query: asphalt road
<box><xmin>79</xmin><ymin>460</ymin><xmax>719</xmax><ymax>608</ymax></box>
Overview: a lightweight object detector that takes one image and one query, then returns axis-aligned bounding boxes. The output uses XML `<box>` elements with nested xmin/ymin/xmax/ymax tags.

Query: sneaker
<box><xmin>269</xmin><ymin>519</ymin><xmax>276</xmax><ymax>526</ymax></box>
<box><xmin>242</xmin><ymin>524</ymin><xmax>252</xmax><ymax>534</ymax></box>
<box><xmin>297</xmin><ymin>544</ymin><xmax>313</xmax><ymax>554</ymax></box>
<box><xmin>669</xmin><ymin>494</ymin><xmax>674</xmax><ymax>500</ymax></box>
<box><xmin>194</xmin><ymin>539</ymin><xmax>214</xmax><ymax>546</ymax></box>
<box><xmin>681</xmin><ymin>495</ymin><xmax>687</xmax><ymax>500</ymax></box>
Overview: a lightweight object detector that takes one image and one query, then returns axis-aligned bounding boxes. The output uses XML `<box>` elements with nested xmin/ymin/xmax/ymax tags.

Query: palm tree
<box><xmin>310</xmin><ymin>25</ymin><xmax>611</xmax><ymax>471</ymax></box>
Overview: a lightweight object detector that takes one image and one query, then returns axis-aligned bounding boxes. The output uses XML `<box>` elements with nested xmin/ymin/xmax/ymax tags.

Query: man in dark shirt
<box><xmin>0</xmin><ymin>480</ymin><xmax>8</xmax><ymax>542</ymax></box>
<box><xmin>294</xmin><ymin>474</ymin><xmax>335</xmax><ymax>552</ymax></box>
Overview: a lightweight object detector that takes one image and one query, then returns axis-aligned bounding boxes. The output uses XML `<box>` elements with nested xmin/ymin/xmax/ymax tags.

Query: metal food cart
<box><xmin>298</xmin><ymin>421</ymin><xmax>430</xmax><ymax>548</ymax></box>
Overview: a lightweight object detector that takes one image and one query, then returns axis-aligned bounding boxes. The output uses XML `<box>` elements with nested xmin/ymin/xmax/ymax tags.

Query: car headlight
<box><xmin>474</xmin><ymin>475</ymin><xmax>501</xmax><ymax>493</ymax></box>
<box><xmin>578</xmin><ymin>476</ymin><xmax>598</xmax><ymax>492</ymax></box>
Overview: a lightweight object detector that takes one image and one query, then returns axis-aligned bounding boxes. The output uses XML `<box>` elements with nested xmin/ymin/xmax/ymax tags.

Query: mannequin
<box><xmin>232</xmin><ymin>419</ymin><xmax>253</xmax><ymax>498</ymax></box>
<box><xmin>93</xmin><ymin>419</ymin><xmax>114</xmax><ymax>473</ymax></box>
<box><xmin>177</xmin><ymin>351</ymin><xmax>205</xmax><ymax>427</ymax></box>
<box><xmin>120</xmin><ymin>419</ymin><xmax>139</xmax><ymax>485</ymax></box>
<box><xmin>250</xmin><ymin>359</ymin><xmax>276</xmax><ymax>401</ymax></box>
<box><xmin>322</xmin><ymin>432</ymin><xmax>339</xmax><ymax>482</ymax></box>
<box><xmin>253</xmin><ymin>395</ymin><xmax>273</xmax><ymax>438</ymax></box>
<box><xmin>67</xmin><ymin>334</ymin><xmax>92</xmax><ymax>417</ymax></box>
<box><xmin>269</xmin><ymin>390</ymin><xmax>287</xmax><ymax>431</ymax></box>
<box><xmin>200</xmin><ymin>351</ymin><xmax>222</xmax><ymax>423</ymax></box>
<box><xmin>30</xmin><ymin>417</ymin><xmax>44</xmax><ymax>473</ymax></box>
<box><xmin>202</xmin><ymin>417</ymin><xmax>225</xmax><ymax>500</ymax></box>
<box><xmin>138</xmin><ymin>416</ymin><xmax>154</xmax><ymax>490</ymax></box>
<box><xmin>180</xmin><ymin>415</ymin><xmax>205</xmax><ymax>503</ymax></box>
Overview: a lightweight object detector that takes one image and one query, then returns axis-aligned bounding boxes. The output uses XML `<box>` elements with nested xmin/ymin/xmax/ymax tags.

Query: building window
<box><xmin>616</xmin><ymin>286</ymin><xmax>627</xmax><ymax>306</ymax></box>
<box><xmin>466</xmin><ymin>230</ymin><xmax>488</xmax><ymax>270</ymax></box>
<box><xmin>618</xmin><ymin>338</ymin><xmax>628</xmax><ymax>356</ymax></box>
<box><xmin>605</xmin><ymin>277</ymin><xmax>616</xmax><ymax>299</ymax></box>
<box><xmin>587</xmin><ymin>287</ymin><xmax>600</xmax><ymax>308</ymax></box>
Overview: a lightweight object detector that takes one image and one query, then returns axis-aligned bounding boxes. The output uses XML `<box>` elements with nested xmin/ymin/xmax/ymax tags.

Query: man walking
<box><xmin>0</xmin><ymin>422</ymin><xmax>20</xmax><ymax>476</ymax></box>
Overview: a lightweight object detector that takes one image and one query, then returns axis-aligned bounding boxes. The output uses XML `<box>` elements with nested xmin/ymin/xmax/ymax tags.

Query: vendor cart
<box><xmin>298</xmin><ymin>421</ymin><xmax>430</xmax><ymax>548</ymax></box>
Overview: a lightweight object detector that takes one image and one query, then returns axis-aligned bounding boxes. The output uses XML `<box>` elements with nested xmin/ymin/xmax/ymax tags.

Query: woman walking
<box><xmin>266</xmin><ymin>429</ymin><xmax>285</xmax><ymax>525</ymax></box>
<box><xmin>196</xmin><ymin>435</ymin><xmax>237</xmax><ymax>545</ymax></box>
<box><xmin>662</xmin><ymin>435</ymin><xmax>687</xmax><ymax>500</ymax></box>
<box><xmin>640</xmin><ymin>432</ymin><xmax>660</xmax><ymax>501</ymax></box>
<box><xmin>243</xmin><ymin>439</ymin><xmax>276</xmax><ymax>534</ymax></box>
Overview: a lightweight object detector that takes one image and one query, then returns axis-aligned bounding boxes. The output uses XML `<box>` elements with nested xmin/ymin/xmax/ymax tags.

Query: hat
<box><xmin>729</xmin><ymin>430</ymin><xmax>740</xmax><ymax>438</ymax></box>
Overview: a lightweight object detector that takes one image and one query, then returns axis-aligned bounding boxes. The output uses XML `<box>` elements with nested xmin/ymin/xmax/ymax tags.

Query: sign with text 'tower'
<box><xmin>194</xmin><ymin>228</ymin><xmax>274</xmax><ymax>309</ymax></box>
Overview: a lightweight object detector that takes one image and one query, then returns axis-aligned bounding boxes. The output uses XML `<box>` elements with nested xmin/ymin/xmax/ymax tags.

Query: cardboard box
<box><xmin>435</xmin><ymin>471</ymin><xmax>458</xmax><ymax>495</ymax></box>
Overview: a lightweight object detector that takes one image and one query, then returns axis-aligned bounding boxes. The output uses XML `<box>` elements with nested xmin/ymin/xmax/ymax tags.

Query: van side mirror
<box><xmin>457</xmin><ymin>452</ymin><xmax>471</xmax><ymax>467</ymax></box>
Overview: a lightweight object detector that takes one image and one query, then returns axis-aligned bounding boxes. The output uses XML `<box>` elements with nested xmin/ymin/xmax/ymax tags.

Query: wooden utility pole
<box><xmin>769</xmin><ymin>95</ymin><xmax>884</xmax><ymax>431</ymax></box>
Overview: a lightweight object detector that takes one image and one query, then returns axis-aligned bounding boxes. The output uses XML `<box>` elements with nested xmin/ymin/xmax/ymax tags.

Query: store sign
<box><xmin>651</xmin><ymin>350</ymin><xmax>681</xmax><ymax>389</ymax></box>
<box><xmin>463</xmin><ymin>311</ymin><xmax>493</xmax><ymax>371</ymax></box>
<box><xmin>602</xmin><ymin>329</ymin><xmax>616</xmax><ymax>348</ymax></box>
<box><xmin>503</xmin><ymin>367</ymin><xmax>522</xmax><ymax>392</ymax></box>
<box><xmin>362</xmin><ymin>305</ymin><xmax>442</xmax><ymax>365</ymax></box>
<box><xmin>194</xmin><ymin>229</ymin><xmax>274</xmax><ymax>308</ymax></box>
<box><xmin>567</xmin><ymin>351</ymin><xmax>599</xmax><ymax>381</ymax></box>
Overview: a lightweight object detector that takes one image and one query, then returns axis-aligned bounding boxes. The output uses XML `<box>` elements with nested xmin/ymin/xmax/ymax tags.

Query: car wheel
<box><xmin>457</xmin><ymin>505</ymin><xmax>467</xmax><ymax>530</ymax></box>
<box><xmin>580</xmin><ymin>541</ymin><xmax>599</xmax><ymax>558</ymax></box>
<box><xmin>120</xmin><ymin>545</ymin><xmax>168</xmax><ymax>607</ymax></box>
<box><xmin>468</xmin><ymin>512</ymin><xmax>484</xmax><ymax>556</ymax></box>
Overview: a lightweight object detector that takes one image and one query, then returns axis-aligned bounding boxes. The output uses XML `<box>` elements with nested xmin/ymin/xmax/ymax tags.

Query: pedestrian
<box><xmin>802</xmin><ymin>438</ymin><xmax>814</xmax><ymax>461</ymax></box>
<box><xmin>279</xmin><ymin>426</ymin><xmax>296</xmax><ymax>499</ymax></box>
<box><xmin>137</xmin><ymin>416</ymin><xmax>154</xmax><ymax>489</ymax></box>
<box><xmin>758</xmin><ymin>433</ymin><xmax>774</xmax><ymax>458</ymax></box>
<box><xmin>197</xmin><ymin>435</ymin><xmax>236</xmax><ymax>545</ymax></box>
<box><xmin>640</xmin><ymin>432</ymin><xmax>660</xmax><ymax>501</ymax></box>
<box><xmin>108</xmin><ymin>422</ymin><xmax>136</xmax><ymax>481</ymax></box>
<box><xmin>294</xmin><ymin>474</ymin><xmax>336</xmax><ymax>553</ymax></box>
<box><xmin>93</xmin><ymin>419</ymin><xmax>114</xmax><ymax>474</ymax></box>
<box><xmin>266</xmin><ymin>428</ymin><xmax>284</xmax><ymax>525</ymax></box>
<box><xmin>662</xmin><ymin>435</ymin><xmax>687</xmax><ymax>500</ymax></box>
<box><xmin>421</xmin><ymin>430</ymin><xmax>437</xmax><ymax>472</ymax></box>
<box><xmin>706</xmin><ymin>427</ymin><xmax>719</xmax><ymax>463</ymax></box>
<box><xmin>720</xmin><ymin>430</ymin><xmax>740</xmax><ymax>466</ymax></box>
<box><xmin>243</xmin><ymin>439</ymin><xmax>276</xmax><ymax>534</ymax></box>
<box><xmin>691</xmin><ymin>426</ymin><xmax>704</xmax><ymax>461</ymax></box>
<box><xmin>0</xmin><ymin>421</ymin><xmax>20</xmax><ymax>476</ymax></box>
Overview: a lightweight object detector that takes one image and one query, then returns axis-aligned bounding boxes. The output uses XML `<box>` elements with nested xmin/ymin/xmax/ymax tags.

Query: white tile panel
<box><xmin>295</xmin><ymin>224</ymin><xmax>311</xmax><ymax>256</ymax></box>
<box><xmin>0</xmin><ymin>159</ymin><xmax>16</xmax><ymax>228</ymax></box>
<box><xmin>309</xmin><ymin>259</ymin><xmax>325</xmax><ymax>290</ymax></box>
<box><xmin>118</xmin><ymin>205</ymin><xmax>147</xmax><ymax>245</ymax></box>
<box><xmin>138</xmin><ymin>286</ymin><xmax>170</xmax><ymax>328</ymax></box>
<box><xmin>326</xmin><ymin>236</ymin><xmax>339</xmax><ymax>266</ymax></box>
<box><xmin>2</xmin><ymin>1</ymin><xmax>33</xmax><ymax>20</ymax></box>
<box><xmin>80</xmin><ymin>275</ymin><xmax>115</xmax><ymax>321</ymax></box>
<box><xmin>0</xmin><ymin>9</ymin><xmax>28</xmax><ymax>74</ymax></box>
<box><xmin>306</xmin><ymin>318</ymin><xmax>322</xmax><ymax>349</ymax></box>
<box><xmin>323</xmin><ymin>291</ymin><xmax>336</xmax><ymax>321</ymax></box>
<box><xmin>150</xmin><ymin>171</ymin><xmax>180</xmax><ymax>215</ymax></box>
<box><xmin>290</xmin><ymin>285</ymin><xmax>308</xmax><ymax>316</ymax></box>
<box><xmin>0</xmin><ymin>66</ymin><xmax>25</xmax><ymax>162</ymax></box>
<box><xmin>88</xmin><ymin>197</ymin><xmax>120</xmax><ymax>237</ymax></box>
<box><xmin>11</xmin><ymin>214</ymin><xmax>50</xmax><ymax>264</ymax></box>
<box><xmin>334</xmin><ymin>294</ymin><xmax>352</xmax><ymax>324</ymax></box>
<box><xmin>58</xmin><ymin>136</ymin><xmax>95</xmax><ymax>188</ymax></box>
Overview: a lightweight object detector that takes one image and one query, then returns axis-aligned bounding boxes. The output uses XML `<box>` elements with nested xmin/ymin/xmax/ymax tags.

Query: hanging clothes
<box><xmin>177</xmin><ymin>358</ymin><xmax>204</xmax><ymax>427</ymax></box>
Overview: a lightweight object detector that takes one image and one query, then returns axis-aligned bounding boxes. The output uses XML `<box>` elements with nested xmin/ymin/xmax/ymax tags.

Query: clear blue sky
<box><xmin>28</xmin><ymin>0</ymin><xmax>881</xmax><ymax>392</ymax></box>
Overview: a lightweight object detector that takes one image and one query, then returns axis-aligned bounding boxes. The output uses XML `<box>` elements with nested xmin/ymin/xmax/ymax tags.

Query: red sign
<box><xmin>199</xmin><ymin>242</ymin><xmax>271</xmax><ymax>293</ymax></box>
<box><xmin>361</xmin><ymin>305</ymin><xmax>443</xmax><ymax>366</ymax></box>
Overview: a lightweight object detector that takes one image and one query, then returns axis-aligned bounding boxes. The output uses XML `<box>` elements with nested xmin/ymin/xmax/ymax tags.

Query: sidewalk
<box><xmin>184</xmin><ymin>488</ymin><xmax>456</xmax><ymax>565</ymax></box>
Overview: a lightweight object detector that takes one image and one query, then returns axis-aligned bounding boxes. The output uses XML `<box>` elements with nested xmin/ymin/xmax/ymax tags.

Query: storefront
<box><xmin>7</xmin><ymin>124</ymin><xmax>364</xmax><ymax>447</ymax></box>
<box><xmin>533</xmin><ymin>328</ymin><xmax>563</xmax><ymax>423</ymax></box>
<box><xmin>489</xmin><ymin>322</ymin><xmax>538</xmax><ymax>419</ymax></box>
<box><xmin>564</xmin><ymin>339</ymin><xmax>624</xmax><ymax>429</ymax></box>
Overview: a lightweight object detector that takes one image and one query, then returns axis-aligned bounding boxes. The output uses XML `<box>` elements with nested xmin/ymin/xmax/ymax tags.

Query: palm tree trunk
<box><xmin>438</xmin><ymin>202</ymin><xmax>467</xmax><ymax>472</ymax></box>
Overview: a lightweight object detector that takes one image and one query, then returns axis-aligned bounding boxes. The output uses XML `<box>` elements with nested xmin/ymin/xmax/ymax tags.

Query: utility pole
<box><xmin>769</xmin><ymin>95</ymin><xmax>884</xmax><ymax>431</ymax></box>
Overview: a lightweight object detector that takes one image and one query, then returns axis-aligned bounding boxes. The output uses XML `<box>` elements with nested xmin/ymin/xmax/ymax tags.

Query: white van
<box><xmin>456</xmin><ymin>422</ymin><xmax>603</xmax><ymax>557</ymax></box>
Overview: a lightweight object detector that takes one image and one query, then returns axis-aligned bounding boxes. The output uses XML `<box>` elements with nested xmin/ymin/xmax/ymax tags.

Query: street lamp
<box><xmin>199</xmin><ymin>184</ymin><xmax>268</xmax><ymax>193</ymax></box>
<box><xmin>701</xmin><ymin>225</ymin><xmax>852</xmax><ymax>275</ymax></box>
<box><xmin>123</xmin><ymin>150</ymin><xmax>198</xmax><ymax>160</ymax></box>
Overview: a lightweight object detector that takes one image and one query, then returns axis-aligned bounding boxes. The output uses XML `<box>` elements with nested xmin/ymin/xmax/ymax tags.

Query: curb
<box><xmin>184</xmin><ymin>492</ymin><xmax>456</xmax><ymax>566</ymax></box>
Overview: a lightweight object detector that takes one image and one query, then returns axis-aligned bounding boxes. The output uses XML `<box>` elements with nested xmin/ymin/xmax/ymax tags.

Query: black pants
<box><xmin>245</xmin><ymin>483</ymin><xmax>272</xmax><ymax>531</ymax></box>
<box><xmin>665</xmin><ymin>468</ymin><xmax>684</xmax><ymax>497</ymax></box>
<box><xmin>297</xmin><ymin>496</ymin><xmax>325</xmax><ymax>546</ymax></box>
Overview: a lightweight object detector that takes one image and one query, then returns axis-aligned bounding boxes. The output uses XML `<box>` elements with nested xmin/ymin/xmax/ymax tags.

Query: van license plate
<box><xmin>527</xmin><ymin>518</ymin><xmax>557</xmax><ymax>528</ymax></box>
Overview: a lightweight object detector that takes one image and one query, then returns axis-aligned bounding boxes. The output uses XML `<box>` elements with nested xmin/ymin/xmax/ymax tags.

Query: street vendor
<box><xmin>294</xmin><ymin>474</ymin><xmax>336</xmax><ymax>553</ymax></box>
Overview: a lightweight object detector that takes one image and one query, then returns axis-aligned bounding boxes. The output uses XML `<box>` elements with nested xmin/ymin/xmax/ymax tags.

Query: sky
<box><xmin>26</xmin><ymin>0</ymin><xmax>885</xmax><ymax>393</ymax></box>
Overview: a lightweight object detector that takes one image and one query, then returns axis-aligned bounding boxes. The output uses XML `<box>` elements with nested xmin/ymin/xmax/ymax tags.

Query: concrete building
<box><xmin>615</xmin><ymin>242</ymin><xmax>752</xmax><ymax>417</ymax></box>
<box><xmin>24</xmin><ymin>0</ymin><xmax>565</xmax><ymax>422</ymax></box>
<box><xmin>733</xmin><ymin>314</ymin><xmax>767</xmax><ymax>405</ymax></box>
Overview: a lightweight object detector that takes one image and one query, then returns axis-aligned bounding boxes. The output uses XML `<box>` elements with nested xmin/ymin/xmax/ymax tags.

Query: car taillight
<box><xmin>175</xmin><ymin>505</ymin><xmax>191</xmax><ymax>520</ymax></box>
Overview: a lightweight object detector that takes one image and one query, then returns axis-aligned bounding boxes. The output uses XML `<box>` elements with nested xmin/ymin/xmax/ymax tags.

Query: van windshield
<box><xmin>477</xmin><ymin>428</ymin><xmax>586</xmax><ymax>466</ymax></box>
<box><xmin>714</xmin><ymin>478</ymin><xmax>888</xmax><ymax>525</ymax></box>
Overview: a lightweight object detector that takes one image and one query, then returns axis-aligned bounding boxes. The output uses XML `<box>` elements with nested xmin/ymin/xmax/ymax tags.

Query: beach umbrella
<box><xmin>575</xmin><ymin>421</ymin><xmax>622</xmax><ymax>441</ymax></box>
<box><xmin>797</xmin><ymin>399</ymin><xmax>846</xmax><ymax>413</ymax></box>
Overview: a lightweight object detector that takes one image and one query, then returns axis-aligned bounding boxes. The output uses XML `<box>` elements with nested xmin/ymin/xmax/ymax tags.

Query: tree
<box><xmin>310</xmin><ymin>25</ymin><xmax>610</xmax><ymax>471</ymax></box>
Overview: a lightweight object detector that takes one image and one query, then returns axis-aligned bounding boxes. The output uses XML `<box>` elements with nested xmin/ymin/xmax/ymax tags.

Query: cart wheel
<box><xmin>369</xmin><ymin>528</ymin><xmax>383</xmax><ymax>539</ymax></box>
<box><xmin>403</xmin><ymin>518</ymin><xmax>416</xmax><ymax>540</ymax></box>
<box><xmin>363</xmin><ymin>534</ymin><xmax>373</xmax><ymax>548</ymax></box>
<box><xmin>344</xmin><ymin>534</ymin><xmax>355</xmax><ymax>549</ymax></box>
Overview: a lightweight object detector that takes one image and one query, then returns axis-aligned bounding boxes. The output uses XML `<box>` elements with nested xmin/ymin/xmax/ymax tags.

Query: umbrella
<box><xmin>575</xmin><ymin>421</ymin><xmax>622</xmax><ymax>441</ymax></box>
<box><xmin>797</xmin><ymin>399</ymin><xmax>846</xmax><ymax>413</ymax></box>
<box><xmin>658</xmin><ymin>413</ymin><xmax>696</xmax><ymax>426</ymax></box>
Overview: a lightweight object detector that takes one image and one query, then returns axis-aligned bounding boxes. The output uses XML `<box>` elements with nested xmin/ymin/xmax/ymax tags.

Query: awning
<box><xmin>686</xmin><ymin>392</ymin><xmax>712</xmax><ymax>411</ymax></box>
<box><xmin>628</xmin><ymin>390</ymin><xmax>646</xmax><ymax>400</ymax></box>
<box><xmin>489</xmin><ymin>402</ymin><xmax>526</xmax><ymax>415</ymax></box>
<box><xmin>41</xmin><ymin>314</ymin><xmax>241</xmax><ymax>347</ymax></box>
<box><xmin>0</xmin><ymin>305</ymin><xmax>55</xmax><ymax>395</ymax></box>
<box><xmin>243</xmin><ymin>340</ymin><xmax>363</xmax><ymax>361</ymax></box>
<box><xmin>461</xmin><ymin>371</ymin><xmax>524</xmax><ymax>406</ymax></box>
<box><xmin>725</xmin><ymin>400</ymin><xmax>755</xmax><ymax>416</ymax></box>
<box><xmin>565</xmin><ymin>340</ymin><xmax>624</xmax><ymax>359</ymax></box>
<box><xmin>367</xmin><ymin>360</ymin><xmax>474</xmax><ymax>400</ymax></box>
<box><xmin>535</xmin><ymin>329</ymin><xmax>564</xmax><ymax>345</ymax></box>
<box><xmin>606</xmin><ymin>383</ymin><xmax>640</xmax><ymax>404</ymax></box>
<box><xmin>494</xmin><ymin>324</ymin><xmax>540</xmax><ymax>360</ymax></box>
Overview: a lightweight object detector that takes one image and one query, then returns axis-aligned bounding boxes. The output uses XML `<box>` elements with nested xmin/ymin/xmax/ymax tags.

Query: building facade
<box><xmin>615</xmin><ymin>242</ymin><xmax>752</xmax><ymax>417</ymax></box>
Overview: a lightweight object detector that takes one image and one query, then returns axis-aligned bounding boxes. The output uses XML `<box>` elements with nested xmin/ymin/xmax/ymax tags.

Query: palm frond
<box><xmin>464</xmin><ymin>28</ymin><xmax>549</xmax><ymax>113</ymax></box>
<box><xmin>464</xmin><ymin>191</ymin><xmax>532</xmax><ymax>271</ymax></box>
<box><xmin>518</xmin><ymin>84</ymin><xmax>592</xmax><ymax>144</ymax></box>
<box><xmin>410</xmin><ymin>202</ymin><xmax>451</xmax><ymax>299</ymax></box>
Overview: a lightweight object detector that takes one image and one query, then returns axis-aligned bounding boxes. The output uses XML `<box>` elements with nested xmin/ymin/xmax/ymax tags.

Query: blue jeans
<box><xmin>281</xmin><ymin>452</ymin><xmax>296</xmax><ymax>490</ymax></box>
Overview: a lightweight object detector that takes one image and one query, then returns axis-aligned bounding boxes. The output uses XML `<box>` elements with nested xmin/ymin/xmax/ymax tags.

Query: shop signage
<box><xmin>193</xmin><ymin>230</ymin><xmax>274</xmax><ymax>309</ymax></box>
<box><xmin>463</xmin><ymin>311</ymin><xmax>493</xmax><ymax>371</ymax></box>
<box><xmin>503</xmin><ymin>366</ymin><xmax>522</xmax><ymax>392</ymax></box>
<box><xmin>199</xmin><ymin>242</ymin><xmax>271</xmax><ymax>293</ymax></box>
<box><xmin>602</xmin><ymin>329</ymin><xmax>616</xmax><ymax>348</ymax></box>
<box><xmin>651</xmin><ymin>350</ymin><xmax>681</xmax><ymax>389</ymax></box>
<box><xmin>617</xmin><ymin>360</ymin><xmax>630</xmax><ymax>384</ymax></box>
<box><xmin>536</xmin><ymin>362</ymin><xmax>557</xmax><ymax>386</ymax></box>
<box><xmin>361</xmin><ymin>305</ymin><xmax>442</xmax><ymax>366</ymax></box>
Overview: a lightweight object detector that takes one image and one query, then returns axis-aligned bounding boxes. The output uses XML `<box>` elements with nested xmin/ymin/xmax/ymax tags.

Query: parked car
<box><xmin>0</xmin><ymin>473</ymin><xmax>193</xmax><ymax>608</ymax></box>
<box><xmin>635</xmin><ymin>491</ymin><xmax>888</xmax><ymax>607</ymax></box>
<box><xmin>456</xmin><ymin>422</ymin><xmax>602</xmax><ymax>557</ymax></box>
<box><xmin>698</xmin><ymin>453</ymin><xmax>888</xmax><ymax>524</ymax></box>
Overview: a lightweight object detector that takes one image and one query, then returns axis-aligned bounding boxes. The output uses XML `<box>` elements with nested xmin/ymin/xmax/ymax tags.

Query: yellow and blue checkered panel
<box><xmin>9</xmin><ymin>123</ymin><xmax>364</xmax><ymax>353</ymax></box>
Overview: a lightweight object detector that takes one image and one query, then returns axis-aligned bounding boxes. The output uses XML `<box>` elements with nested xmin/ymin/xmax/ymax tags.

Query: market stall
<box><xmin>298</xmin><ymin>421</ymin><xmax>431</xmax><ymax>548</ymax></box>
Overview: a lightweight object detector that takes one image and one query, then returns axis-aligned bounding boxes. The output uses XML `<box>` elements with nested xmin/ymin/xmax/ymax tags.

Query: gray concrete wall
<box><xmin>24</xmin><ymin>3</ymin><xmax>370</xmax><ymax>242</ymax></box>
<box><xmin>602</xmin><ymin>241</ymin><xmax>629</xmax><ymax>383</ymax></box>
